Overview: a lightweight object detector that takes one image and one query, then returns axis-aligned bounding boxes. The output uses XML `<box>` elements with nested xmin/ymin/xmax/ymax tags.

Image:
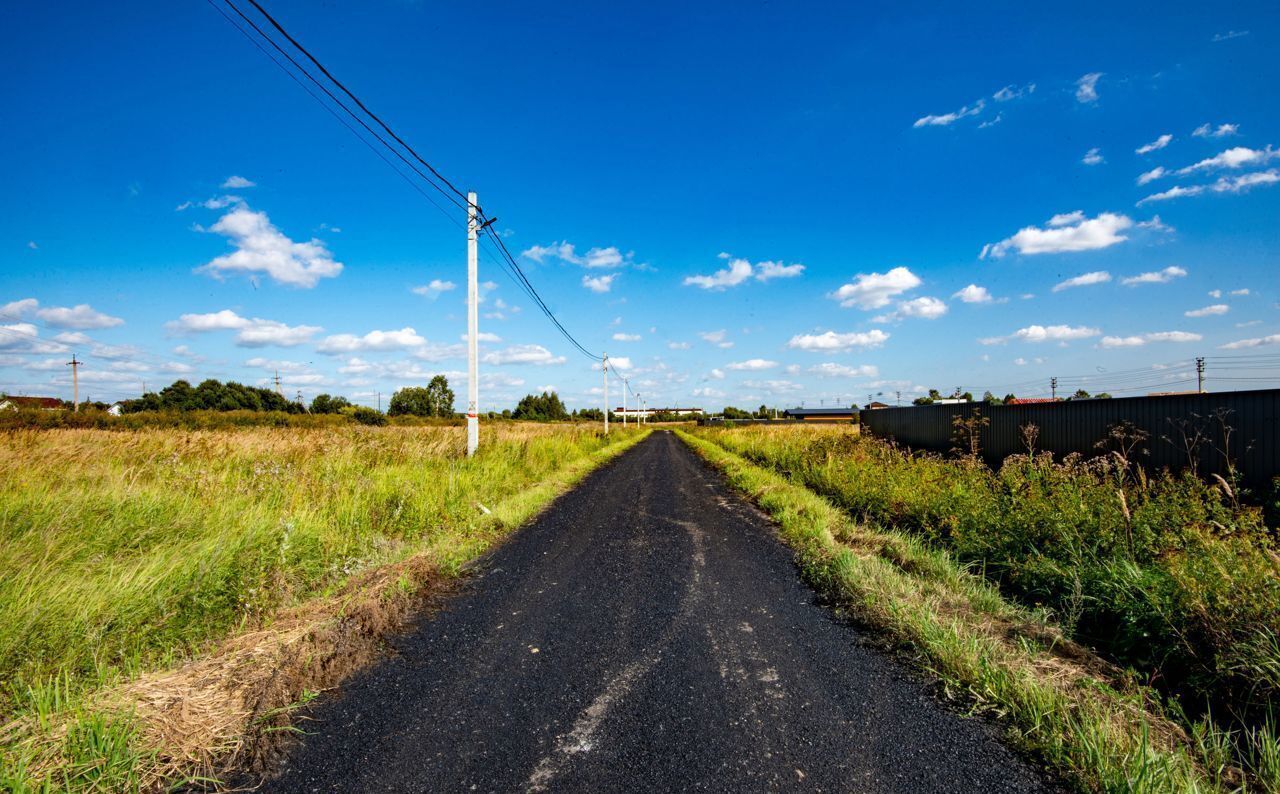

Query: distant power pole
<box><xmin>1196</xmin><ymin>357</ymin><xmax>1205</xmax><ymax>393</ymax></box>
<box><xmin>895</xmin><ymin>390</ymin><xmax>902</xmax><ymax>406</ymax></box>
<box><xmin>621</xmin><ymin>376</ymin><xmax>627</xmax><ymax>427</ymax></box>
<box><xmin>273</xmin><ymin>370</ymin><xmax>283</xmax><ymax>396</ymax></box>
<box><xmin>377</xmin><ymin>391</ymin><xmax>381</xmax><ymax>412</ymax></box>
<box><xmin>466</xmin><ymin>191</ymin><xmax>480</xmax><ymax>457</ymax></box>
<box><xmin>66</xmin><ymin>354</ymin><xmax>80</xmax><ymax>411</ymax></box>
<box><xmin>1051</xmin><ymin>377</ymin><xmax>1058</xmax><ymax>400</ymax></box>
<box><xmin>602</xmin><ymin>353</ymin><xmax>609</xmax><ymax>434</ymax></box>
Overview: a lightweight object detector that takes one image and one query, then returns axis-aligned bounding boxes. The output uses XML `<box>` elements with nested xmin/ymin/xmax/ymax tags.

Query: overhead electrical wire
<box><xmin>211</xmin><ymin>0</ymin><xmax>603</xmax><ymax>363</ymax></box>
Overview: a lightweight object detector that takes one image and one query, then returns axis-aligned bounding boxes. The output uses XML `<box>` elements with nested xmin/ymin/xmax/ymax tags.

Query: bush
<box><xmin>351</xmin><ymin>406</ymin><xmax>387</xmax><ymax>426</ymax></box>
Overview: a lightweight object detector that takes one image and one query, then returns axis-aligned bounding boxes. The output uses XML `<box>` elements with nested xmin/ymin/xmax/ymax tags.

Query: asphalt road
<box><xmin>265</xmin><ymin>431</ymin><xmax>1051</xmax><ymax>793</ymax></box>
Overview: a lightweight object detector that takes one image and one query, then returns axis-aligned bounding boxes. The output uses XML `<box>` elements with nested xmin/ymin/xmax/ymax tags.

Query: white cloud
<box><xmin>0</xmin><ymin>322</ymin><xmax>67</xmax><ymax>354</ymax></box>
<box><xmin>667</xmin><ymin>341</ymin><xmax>691</xmax><ymax>350</ymax></box>
<box><xmin>169</xmin><ymin>309</ymin><xmax>321</xmax><ymax>348</ymax></box>
<box><xmin>0</xmin><ymin>298</ymin><xmax>38</xmax><ymax>321</ymax></box>
<box><xmin>221</xmin><ymin>175</ymin><xmax>256</xmax><ymax>189</ymax></box>
<box><xmin>1214</xmin><ymin>170</ymin><xmax>1280</xmax><ymax>193</ymax></box>
<box><xmin>582</xmin><ymin>274</ymin><xmax>617</xmax><ymax>293</ymax></box>
<box><xmin>411</xmin><ymin>279</ymin><xmax>456</xmax><ymax>299</ymax></box>
<box><xmin>612</xmin><ymin>332</ymin><xmax>641</xmax><ymax>342</ymax></box>
<box><xmin>316</xmin><ymin>327</ymin><xmax>426</xmax><ymax>354</ymax></box>
<box><xmin>1221</xmin><ymin>334</ymin><xmax>1280</xmax><ymax>350</ymax></box>
<box><xmin>197</xmin><ymin>205</ymin><xmax>343</xmax><ymax>288</ymax></box>
<box><xmin>1178</xmin><ymin>146</ymin><xmax>1277</xmax><ymax>175</ymax></box>
<box><xmin>787</xmin><ymin>329</ymin><xmax>890</xmax><ymax>352</ymax></box>
<box><xmin>1137</xmin><ymin>166</ymin><xmax>1167</xmax><ymax>186</ymax></box>
<box><xmin>829</xmin><ymin>266</ymin><xmax>921</xmax><ymax>309</ymax></box>
<box><xmin>754</xmin><ymin>261</ymin><xmax>806</xmax><ymax>281</ymax></box>
<box><xmin>742</xmin><ymin>379</ymin><xmax>804</xmax><ymax>394</ymax></box>
<box><xmin>1075</xmin><ymin>72</ymin><xmax>1102</xmax><ymax>103</ymax></box>
<box><xmin>982</xmin><ymin>325</ymin><xmax>1101</xmax><ymax>345</ymax></box>
<box><xmin>699</xmin><ymin>329</ymin><xmax>733</xmax><ymax>348</ymax></box>
<box><xmin>1136</xmin><ymin>134</ymin><xmax>1173</xmax><ymax>155</ymax></box>
<box><xmin>1137</xmin><ymin>185</ymin><xmax>1205</xmax><ymax>204</ymax></box>
<box><xmin>35</xmin><ymin>304</ymin><xmax>124</xmax><ymax>330</ymax></box>
<box><xmin>979</xmin><ymin>113</ymin><xmax>1003</xmax><ymax>129</ymax></box>
<box><xmin>1185</xmin><ymin>304</ymin><xmax>1229</xmax><ymax>317</ymax></box>
<box><xmin>808</xmin><ymin>362</ymin><xmax>879</xmax><ymax>378</ymax></box>
<box><xmin>876</xmin><ymin>296</ymin><xmax>948</xmax><ymax>322</ymax></box>
<box><xmin>993</xmin><ymin>83</ymin><xmax>1035</xmax><ymax>102</ymax></box>
<box><xmin>707</xmin><ymin>368</ymin><xmax>725</xmax><ymax>380</ymax></box>
<box><xmin>726</xmin><ymin>358</ymin><xmax>777</xmax><ymax>371</ymax></box>
<box><xmin>692</xmin><ymin>387</ymin><xmax>725</xmax><ymax>399</ymax></box>
<box><xmin>1082</xmin><ymin>148</ymin><xmax>1104</xmax><ymax>166</ymax></box>
<box><xmin>1100</xmin><ymin>331</ymin><xmax>1202</xmax><ymax>348</ymax></box>
<box><xmin>27</xmin><ymin>241</ymin><xmax>37</xmax><ymax>250</ymax></box>
<box><xmin>1211</xmin><ymin>31</ymin><xmax>1248</xmax><ymax>42</ymax></box>
<box><xmin>1193</xmin><ymin>123</ymin><xmax>1240</xmax><ymax>138</ymax></box>
<box><xmin>1052</xmin><ymin>271</ymin><xmax>1112</xmax><ymax>292</ymax></box>
<box><xmin>520</xmin><ymin>241</ymin><xmax>636</xmax><ymax>269</ymax></box>
<box><xmin>981</xmin><ymin>212</ymin><xmax>1132</xmax><ymax>258</ymax></box>
<box><xmin>459</xmin><ymin>331</ymin><xmax>502</xmax><ymax>343</ymax></box>
<box><xmin>52</xmin><ymin>331</ymin><xmax>91</xmax><ymax>345</ymax></box>
<box><xmin>482</xmin><ymin>344</ymin><xmax>566</xmax><ymax>366</ymax></box>
<box><xmin>1209</xmin><ymin>290</ymin><xmax>1222</xmax><ymax>298</ymax></box>
<box><xmin>952</xmin><ymin>284</ymin><xmax>994</xmax><ymax>304</ymax></box>
<box><xmin>1121</xmin><ymin>266</ymin><xmax>1187</xmax><ymax>286</ymax></box>
<box><xmin>1230</xmin><ymin>288</ymin><xmax>1250</xmax><ymax>296</ymax></box>
<box><xmin>683</xmin><ymin>257</ymin><xmax>753</xmax><ymax>290</ymax></box>
<box><xmin>244</xmin><ymin>357</ymin><xmax>310</xmax><ymax>372</ymax></box>
<box><xmin>606</xmin><ymin>356</ymin><xmax>634</xmax><ymax>370</ymax></box>
<box><xmin>913</xmin><ymin>99</ymin><xmax>984</xmax><ymax>128</ymax></box>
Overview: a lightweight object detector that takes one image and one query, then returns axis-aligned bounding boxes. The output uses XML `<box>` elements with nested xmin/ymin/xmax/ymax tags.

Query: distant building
<box><xmin>612</xmin><ymin>406</ymin><xmax>704</xmax><ymax>418</ymax></box>
<box><xmin>0</xmin><ymin>396</ymin><xmax>63</xmax><ymax>411</ymax></box>
<box><xmin>107</xmin><ymin>402</ymin><xmax>125</xmax><ymax>416</ymax></box>
<box><xmin>932</xmin><ymin>398</ymin><xmax>969</xmax><ymax>405</ymax></box>
<box><xmin>784</xmin><ymin>407</ymin><xmax>859</xmax><ymax>422</ymax></box>
<box><xmin>864</xmin><ymin>401</ymin><xmax>891</xmax><ymax>410</ymax></box>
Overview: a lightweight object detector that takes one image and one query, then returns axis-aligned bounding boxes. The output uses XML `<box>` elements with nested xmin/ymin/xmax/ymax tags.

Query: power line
<box><xmin>211</xmin><ymin>0</ymin><xmax>602</xmax><ymax>363</ymax></box>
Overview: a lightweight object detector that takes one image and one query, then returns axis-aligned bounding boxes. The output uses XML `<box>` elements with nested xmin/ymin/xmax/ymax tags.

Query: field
<box><xmin>687</xmin><ymin>423</ymin><xmax>1280</xmax><ymax>789</ymax></box>
<box><xmin>0</xmin><ymin>421</ymin><xmax>646</xmax><ymax>791</ymax></box>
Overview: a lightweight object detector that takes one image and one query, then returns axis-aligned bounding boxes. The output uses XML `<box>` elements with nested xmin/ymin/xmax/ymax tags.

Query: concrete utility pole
<box><xmin>1196</xmin><ymin>356</ymin><xmax>1205</xmax><ymax>393</ymax></box>
<box><xmin>602</xmin><ymin>353</ymin><xmax>609</xmax><ymax>434</ymax></box>
<box><xmin>622</xmin><ymin>376</ymin><xmax>627</xmax><ymax>427</ymax></box>
<box><xmin>466</xmin><ymin>191</ymin><xmax>480</xmax><ymax>456</ymax></box>
<box><xmin>66</xmin><ymin>354</ymin><xmax>80</xmax><ymax>411</ymax></box>
<box><xmin>1051</xmin><ymin>377</ymin><xmax>1058</xmax><ymax>400</ymax></box>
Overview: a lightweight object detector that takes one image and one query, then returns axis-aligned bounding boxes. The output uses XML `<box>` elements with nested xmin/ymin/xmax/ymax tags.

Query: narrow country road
<box><xmin>265</xmin><ymin>431</ymin><xmax>1051</xmax><ymax>793</ymax></box>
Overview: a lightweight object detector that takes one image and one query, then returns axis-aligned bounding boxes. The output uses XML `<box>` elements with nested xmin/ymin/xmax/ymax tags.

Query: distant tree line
<box><xmin>122</xmin><ymin>379</ymin><xmax>304</xmax><ymax>414</ymax></box>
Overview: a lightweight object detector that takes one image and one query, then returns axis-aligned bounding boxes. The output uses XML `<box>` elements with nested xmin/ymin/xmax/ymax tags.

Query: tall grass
<box><xmin>0</xmin><ymin>423</ymin><xmax>643</xmax><ymax>790</ymax></box>
<box><xmin>690</xmin><ymin>424</ymin><xmax>1280</xmax><ymax>789</ymax></box>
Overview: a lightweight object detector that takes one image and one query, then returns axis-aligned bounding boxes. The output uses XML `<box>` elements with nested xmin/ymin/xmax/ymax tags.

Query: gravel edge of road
<box><xmin>676</xmin><ymin>429</ymin><xmax>1217</xmax><ymax>793</ymax></box>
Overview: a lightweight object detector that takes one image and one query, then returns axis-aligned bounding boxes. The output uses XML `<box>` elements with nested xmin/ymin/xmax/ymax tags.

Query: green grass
<box><xmin>683</xmin><ymin>425</ymin><xmax>1280</xmax><ymax>791</ymax></box>
<box><xmin>0</xmin><ymin>423</ymin><xmax>648</xmax><ymax>791</ymax></box>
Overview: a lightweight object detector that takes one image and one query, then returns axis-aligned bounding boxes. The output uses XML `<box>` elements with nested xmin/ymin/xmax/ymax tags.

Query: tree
<box><xmin>388</xmin><ymin>387</ymin><xmax>432</xmax><ymax>417</ymax></box>
<box><xmin>425</xmin><ymin>375</ymin><xmax>456</xmax><ymax>417</ymax></box>
<box><xmin>310</xmin><ymin>394</ymin><xmax>352</xmax><ymax>414</ymax></box>
<box><xmin>756</xmin><ymin>404</ymin><xmax>769</xmax><ymax>419</ymax></box>
<box><xmin>721</xmin><ymin>406</ymin><xmax>752</xmax><ymax>420</ymax></box>
<box><xmin>575</xmin><ymin>407</ymin><xmax>603</xmax><ymax>421</ymax></box>
<box><xmin>388</xmin><ymin>378</ymin><xmax>454</xmax><ymax>418</ymax></box>
<box><xmin>1070</xmin><ymin>389</ymin><xmax>1091</xmax><ymax>401</ymax></box>
<box><xmin>1002</xmin><ymin>393</ymin><xmax>1017</xmax><ymax>404</ymax></box>
<box><xmin>514</xmin><ymin>391</ymin><xmax>569</xmax><ymax>421</ymax></box>
<box><xmin>982</xmin><ymin>390</ymin><xmax>1002</xmax><ymax>405</ymax></box>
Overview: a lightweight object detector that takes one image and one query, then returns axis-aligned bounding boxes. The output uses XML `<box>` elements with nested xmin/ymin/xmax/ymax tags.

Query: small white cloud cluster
<box><xmin>981</xmin><ymin>211</ymin><xmax>1133</xmax><ymax>258</ymax></box>
<box><xmin>683</xmin><ymin>253</ymin><xmax>804</xmax><ymax>290</ymax></box>
<box><xmin>1099</xmin><ymin>331</ymin><xmax>1201</xmax><ymax>348</ymax></box>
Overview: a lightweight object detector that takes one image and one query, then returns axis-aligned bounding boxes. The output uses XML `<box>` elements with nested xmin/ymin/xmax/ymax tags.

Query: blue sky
<box><xmin>2</xmin><ymin>1</ymin><xmax>1278</xmax><ymax>410</ymax></box>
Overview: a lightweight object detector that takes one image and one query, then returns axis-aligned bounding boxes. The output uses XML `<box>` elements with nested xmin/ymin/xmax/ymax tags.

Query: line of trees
<box><xmin>122</xmin><ymin>379</ymin><xmax>304</xmax><ymax>414</ymax></box>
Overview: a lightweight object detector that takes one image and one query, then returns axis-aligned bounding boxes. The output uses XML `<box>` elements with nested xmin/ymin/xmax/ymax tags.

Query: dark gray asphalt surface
<box><xmin>265</xmin><ymin>431</ymin><xmax>1051</xmax><ymax>793</ymax></box>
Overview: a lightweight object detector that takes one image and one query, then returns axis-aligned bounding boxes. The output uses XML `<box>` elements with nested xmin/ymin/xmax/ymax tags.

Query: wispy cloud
<box><xmin>521</xmin><ymin>241</ymin><xmax>639</xmax><ymax>269</ymax></box>
<box><xmin>1221</xmin><ymin>333</ymin><xmax>1280</xmax><ymax>350</ymax></box>
<box><xmin>683</xmin><ymin>253</ymin><xmax>804</xmax><ymax>290</ymax></box>
<box><xmin>1075</xmin><ymin>72</ymin><xmax>1103</xmax><ymax>103</ymax></box>
<box><xmin>913</xmin><ymin>99</ymin><xmax>985</xmax><ymax>128</ymax></box>
<box><xmin>1136</xmin><ymin>134</ymin><xmax>1173</xmax><ymax>155</ymax></box>
<box><xmin>221</xmin><ymin>175</ymin><xmax>256</xmax><ymax>189</ymax></box>
<box><xmin>170</xmin><ymin>310</ymin><xmax>321</xmax><ymax>348</ymax></box>
<box><xmin>726</xmin><ymin>358</ymin><xmax>778</xmax><ymax>371</ymax></box>
<box><xmin>981</xmin><ymin>325</ymin><xmax>1100</xmax><ymax>345</ymax></box>
<box><xmin>1211</xmin><ymin>31</ymin><xmax>1249</xmax><ymax>42</ymax></box>
<box><xmin>1052</xmin><ymin>271</ymin><xmax>1112</xmax><ymax>292</ymax></box>
<box><xmin>582</xmin><ymin>274</ymin><xmax>618</xmax><ymax>293</ymax></box>
<box><xmin>1184</xmin><ymin>304</ymin><xmax>1229</xmax><ymax>317</ymax></box>
<box><xmin>1121</xmin><ymin>265</ymin><xmax>1187</xmax><ymax>286</ymax></box>
<box><xmin>1193</xmin><ymin>123</ymin><xmax>1240</xmax><ymax>138</ymax></box>
<box><xmin>482</xmin><ymin>344</ymin><xmax>566</xmax><ymax>366</ymax></box>
<box><xmin>952</xmin><ymin>284</ymin><xmax>994</xmax><ymax>304</ymax></box>
<box><xmin>1099</xmin><ymin>331</ymin><xmax>1202</xmax><ymax>348</ymax></box>
<box><xmin>1082</xmin><ymin>148</ymin><xmax>1105</xmax><ymax>165</ymax></box>
<box><xmin>410</xmin><ymin>279</ymin><xmax>456</xmax><ymax>299</ymax></box>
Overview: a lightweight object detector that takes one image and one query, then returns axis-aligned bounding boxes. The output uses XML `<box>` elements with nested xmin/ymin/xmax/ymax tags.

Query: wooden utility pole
<box><xmin>67</xmin><ymin>354</ymin><xmax>81</xmax><ymax>411</ymax></box>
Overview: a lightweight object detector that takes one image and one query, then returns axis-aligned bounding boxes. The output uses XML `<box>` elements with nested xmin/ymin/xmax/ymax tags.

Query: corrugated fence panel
<box><xmin>860</xmin><ymin>389</ymin><xmax>1280</xmax><ymax>489</ymax></box>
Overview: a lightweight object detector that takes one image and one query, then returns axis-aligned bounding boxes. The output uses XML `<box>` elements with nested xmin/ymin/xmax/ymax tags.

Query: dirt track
<box><xmin>264</xmin><ymin>431</ymin><xmax>1051</xmax><ymax>792</ymax></box>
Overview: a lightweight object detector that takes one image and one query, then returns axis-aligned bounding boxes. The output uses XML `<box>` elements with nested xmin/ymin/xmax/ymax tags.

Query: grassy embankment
<box><xmin>680</xmin><ymin>425</ymin><xmax>1280</xmax><ymax>792</ymax></box>
<box><xmin>0</xmin><ymin>422</ymin><xmax>647</xmax><ymax>791</ymax></box>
